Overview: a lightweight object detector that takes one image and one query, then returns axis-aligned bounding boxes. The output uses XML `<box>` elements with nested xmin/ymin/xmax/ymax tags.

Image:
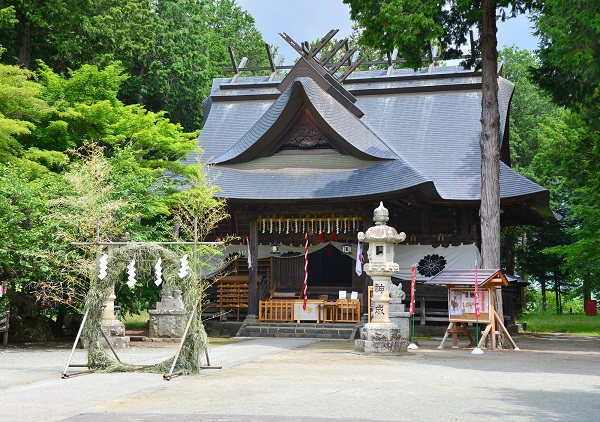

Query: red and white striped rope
<box><xmin>474</xmin><ymin>260</ymin><xmax>480</xmax><ymax>318</ymax></box>
<box><xmin>303</xmin><ymin>232</ymin><xmax>308</xmax><ymax>310</ymax></box>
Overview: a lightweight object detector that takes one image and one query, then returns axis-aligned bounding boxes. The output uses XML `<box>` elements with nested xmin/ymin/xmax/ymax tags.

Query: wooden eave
<box><xmin>424</xmin><ymin>269</ymin><xmax>509</xmax><ymax>288</ymax></box>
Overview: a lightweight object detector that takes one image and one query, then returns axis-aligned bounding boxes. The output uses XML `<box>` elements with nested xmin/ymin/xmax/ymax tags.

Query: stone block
<box><xmin>148</xmin><ymin>309</ymin><xmax>184</xmax><ymax>338</ymax></box>
<box><xmin>355</xmin><ymin>339</ymin><xmax>409</xmax><ymax>353</ymax></box>
<box><xmin>389</xmin><ymin>311</ymin><xmax>411</xmax><ymax>340</ymax></box>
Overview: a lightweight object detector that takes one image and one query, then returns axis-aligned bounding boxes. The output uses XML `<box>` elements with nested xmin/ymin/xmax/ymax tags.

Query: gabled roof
<box><xmin>194</xmin><ymin>58</ymin><xmax>552</xmax><ymax>222</ymax></box>
<box><xmin>209</xmin><ymin>77</ymin><xmax>396</xmax><ymax>164</ymax></box>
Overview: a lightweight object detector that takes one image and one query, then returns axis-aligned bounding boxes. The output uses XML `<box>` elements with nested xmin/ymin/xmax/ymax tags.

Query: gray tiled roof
<box><xmin>209</xmin><ymin>78</ymin><xmax>396</xmax><ymax>164</ymax></box>
<box><xmin>196</xmin><ymin>63</ymin><xmax>550</xmax><ymax>214</ymax></box>
<box><xmin>213</xmin><ymin>155</ymin><xmax>436</xmax><ymax>200</ymax></box>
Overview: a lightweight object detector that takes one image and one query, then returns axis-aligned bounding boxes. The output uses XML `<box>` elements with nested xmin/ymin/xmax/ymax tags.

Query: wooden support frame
<box><xmin>477</xmin><ymin>309</ymin><xmax>519</xmax><ymax>350</ymax></box>
<box><xmin>438</xmin><ymin>321</ymin><xmax>475</xmax><ymax>349</ymax></box>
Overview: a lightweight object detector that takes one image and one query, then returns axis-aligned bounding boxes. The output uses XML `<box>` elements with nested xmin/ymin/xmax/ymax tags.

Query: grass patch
<box><xmin>122</xmin><ymin>310</ymin><xmax>149</xmax><ymax>329</ymax></box>
<box><xmin>207</xmin><ymin>337</ymin><xmax>246</xmax><ymax>347</ymax></box>
<box><xmin>517</xmin><ymin>311</ymin><xmax>600</xmax><ymax>336</ymax></box>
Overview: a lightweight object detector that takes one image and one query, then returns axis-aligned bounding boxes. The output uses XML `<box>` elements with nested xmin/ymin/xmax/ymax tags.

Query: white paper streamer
<box><xmin>126</xmin><ymin>259</ymin><xmax>136</xmax><ymax>287</ymax></box>
<box><xmin>98</xmin><ymin>253</ymin><xmax>108</xmax><ymax>280</ymax></box>
<box><xmin>155</xmin><ymin>257</ymin><xmax>163</xmax><ymax>286</ymax></box>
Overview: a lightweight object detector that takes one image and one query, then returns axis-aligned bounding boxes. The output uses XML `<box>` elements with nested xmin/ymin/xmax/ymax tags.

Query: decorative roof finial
<box><xmin>373</xmin><ymin>201</ymin><xmax>389</xmax><ymax>225</ymax></box>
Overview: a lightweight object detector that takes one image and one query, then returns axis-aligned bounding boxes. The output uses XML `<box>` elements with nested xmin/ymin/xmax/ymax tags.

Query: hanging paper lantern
<box><xmin>155</xmin><ymin>257</ymin><xmax>163</xmax><ymax>286</ymax></box>
<box><xmin>126</xmin><ymin>259</ymin><xmax>137</xmax><ymax>287</ymax></box>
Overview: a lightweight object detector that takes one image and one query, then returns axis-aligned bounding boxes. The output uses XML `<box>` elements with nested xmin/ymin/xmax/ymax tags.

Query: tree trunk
<box><xmin>555</xmin><ymin>275</ymin><xmax>562</xmax><ymax>314</ymax></box>
<box><xmin>19</xmin><ymin>29</ymin><xmax>31</xmax><ymax>68</ymax></box>
<box><xmin>480</xmin><ymin>0</ymin><xmax>504</xmax><ymax>345</ymax></box>
<box><xmin>541</xmin><ymin>278</ymin><xmax>547</xmax><ymax>311</ymax></box>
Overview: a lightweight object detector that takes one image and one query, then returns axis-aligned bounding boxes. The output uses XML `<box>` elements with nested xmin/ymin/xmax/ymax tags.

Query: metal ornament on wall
<box><xmin>278</xmin><ymin>123</ymin><xmax>333</xmax><ymax>151</ymax></box>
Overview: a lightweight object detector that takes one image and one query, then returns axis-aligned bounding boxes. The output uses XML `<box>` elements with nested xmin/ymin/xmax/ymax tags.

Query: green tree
<box><xmin>530</xmin><ymin>112</ymin><xmax>600</xmax><ymax>299</ymax></box>
<box><xmin>498</xmin><ymin>47</ymin><xmax>563</xmax><ymax>172</ymax></box>
<box><xmin>0</xmin><ymin>0</ymin><xmax>155</xmax><ymax>71</ymax></box>
<box><xmin>498</xmin><ymin>47</ymin><xmax>574</xmax><ymax>312</ymax></box>
<box><xmin>532</xmin><ymin>0</ymin><xmax>600</xmax><ymax>123</ymax></box>
<box><xmin>128</xmin><ymin>0</ymin><xmax>269</xmax><ymax>130</ymax></box>
<box><xmin>32</xmin><ymin>63</ymin><xmax>198</xmax><ymax>174</ymax></box>
<box><xmin>530</xmin><ymin>0</ymin><xmax>600</xmax><ymax>300</ymax></box>
<box><xmin>0</xmin><ymin>61</ymin><xmax>56</xmax><ymax>173</ymax></box>
<box><xmin>0</xmin><ymin>1</ymin><xmax>270</xmax><ymax>131</ymax></box>
<box><xmin>0</xmin><ymin>60</ymin><xmax>208</xmax><ymax>323</ymax></box>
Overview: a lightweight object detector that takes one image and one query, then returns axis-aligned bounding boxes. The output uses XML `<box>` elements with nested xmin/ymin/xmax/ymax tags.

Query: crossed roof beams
<box><xmin>224</xmin><ymin>29</ymin><xmax>444</xmax><ymax>82</ymax></box>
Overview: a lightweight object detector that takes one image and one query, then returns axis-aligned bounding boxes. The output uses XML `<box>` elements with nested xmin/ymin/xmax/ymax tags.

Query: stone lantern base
<box><xmin>355</xmin><ymin>322</ymin><xmax>409</xmax><ymax>353</ymax></box>
<box><xmin>100</xmin><ymin>319</ymin><xmax>130</xmax><ymax>348</ymax></box>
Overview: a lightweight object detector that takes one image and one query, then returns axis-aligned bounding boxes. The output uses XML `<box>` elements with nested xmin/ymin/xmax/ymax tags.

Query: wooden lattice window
<box><xmin>429</xmin><ymin>207</ymin><xmax>455</xmax><ymax>235</ymax></box>
<box><xmin>395</xmin><ymin>208</ymin><xmax>422</xmax><ymax>234</ymax></box>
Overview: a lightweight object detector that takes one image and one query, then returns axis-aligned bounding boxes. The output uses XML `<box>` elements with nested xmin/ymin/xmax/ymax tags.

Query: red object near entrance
<box><xmin>584</xmin><ymin>300</ymin><xmax>597</xmax><ymax>316</ymax></box>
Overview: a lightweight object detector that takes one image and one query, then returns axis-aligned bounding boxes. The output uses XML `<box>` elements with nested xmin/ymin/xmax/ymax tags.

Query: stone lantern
<box><xmin>355</xmin><ymin>202</ymin><xmax>409</xmax><ymax>353</ymax></box>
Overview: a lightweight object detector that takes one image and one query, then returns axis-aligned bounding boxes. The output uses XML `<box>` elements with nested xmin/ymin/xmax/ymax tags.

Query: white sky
<box><xmin>236</xmin><ymin>0</ymin><xmax>538</xmax><ymax>65</ymax></box>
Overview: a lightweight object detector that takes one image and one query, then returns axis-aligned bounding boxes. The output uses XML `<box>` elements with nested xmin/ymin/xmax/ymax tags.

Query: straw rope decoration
<box><xmin>84</xmin><ymin>244</ymin><xmax>208</xmax><ymax>374</ymax></box>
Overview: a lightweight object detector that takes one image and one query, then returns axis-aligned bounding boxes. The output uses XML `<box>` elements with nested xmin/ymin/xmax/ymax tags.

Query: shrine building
<box><xmin>188</xmin><ymin>31</ymin><xmax>553</xmax><ymax>332</ymax></box>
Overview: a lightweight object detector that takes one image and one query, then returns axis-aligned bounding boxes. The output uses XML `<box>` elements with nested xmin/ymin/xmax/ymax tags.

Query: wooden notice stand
<box><xmin>425</xmin><ymin>269</ymin><xmax>519</xmax><ymax>350</ymax></box>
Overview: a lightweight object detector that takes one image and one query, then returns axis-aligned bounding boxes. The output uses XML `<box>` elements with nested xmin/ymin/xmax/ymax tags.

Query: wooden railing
<box><xmin>259</xmin><ymin>300</ymin><xmax>294</xmax><ymax>322</ymax></box>
<box><xmin>335</xmin><ymin>299</ymin><xmax>361</xmax><ymax>323</ymax></box>
<box><xmin>258</xmin><ymin>299</ymin><xmax>361</xmax><ymax>323</ymax></box>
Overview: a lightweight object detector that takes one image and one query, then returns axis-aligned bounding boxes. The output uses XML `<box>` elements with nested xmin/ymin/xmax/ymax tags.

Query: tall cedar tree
<box><xmin>532</xmin><ymin>0</ymin><xmax>600</xmax><ymax>299</ymax></box>
<box><xmin>344</xmin><ymin>0</ymin><xmax>540</xmax><ymax>340</ymax></box>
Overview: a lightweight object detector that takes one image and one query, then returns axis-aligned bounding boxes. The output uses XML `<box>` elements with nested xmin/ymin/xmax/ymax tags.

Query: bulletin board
<box><xmin>448</xmin><ymin>287</ymin><xmax>491</xmax><ymax>323</ymax></box>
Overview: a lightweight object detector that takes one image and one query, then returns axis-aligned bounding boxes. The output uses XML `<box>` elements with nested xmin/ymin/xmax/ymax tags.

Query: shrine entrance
<box><xmin>308</xmin><ymin>245</ymin><xmax>353</xmax><ymax>287</ymax></box>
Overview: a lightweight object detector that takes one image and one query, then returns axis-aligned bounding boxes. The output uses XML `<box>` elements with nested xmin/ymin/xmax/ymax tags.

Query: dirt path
<box><xmin>1</xmin><ymin>334</ymin><xmax>599</xmax><ymax>421</ymax></box>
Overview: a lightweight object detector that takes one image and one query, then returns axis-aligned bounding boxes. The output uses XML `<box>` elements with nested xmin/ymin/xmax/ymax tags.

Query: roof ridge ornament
<box><xmin>279</xmin><ymin>30</ymin><xmax>365</xmax><ymax>83</ymax></box>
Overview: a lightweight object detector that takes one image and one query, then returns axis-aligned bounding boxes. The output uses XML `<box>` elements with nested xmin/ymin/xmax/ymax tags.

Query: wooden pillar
<box><xmin>247</xmin><ymin>218</ymin><xmax>259</xmax><ymax>317</ymax></box>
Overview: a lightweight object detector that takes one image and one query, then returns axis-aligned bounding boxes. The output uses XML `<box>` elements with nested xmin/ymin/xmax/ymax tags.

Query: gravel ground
<box><xmin>1</xmin><ymin>334</ymin><xmax>599</xmax><ymax>422</ymax></box>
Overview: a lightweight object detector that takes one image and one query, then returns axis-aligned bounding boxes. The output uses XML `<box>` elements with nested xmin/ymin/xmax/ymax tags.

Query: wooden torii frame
<box><xmin>425</xmin><ymin>269</ymin><xmax>519</xmax><ymax>351</ymax></box>
<box><xmin>62</xmin><ymin>218</ymin><xmax>223</xmax><ymax>379</ymax></box>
